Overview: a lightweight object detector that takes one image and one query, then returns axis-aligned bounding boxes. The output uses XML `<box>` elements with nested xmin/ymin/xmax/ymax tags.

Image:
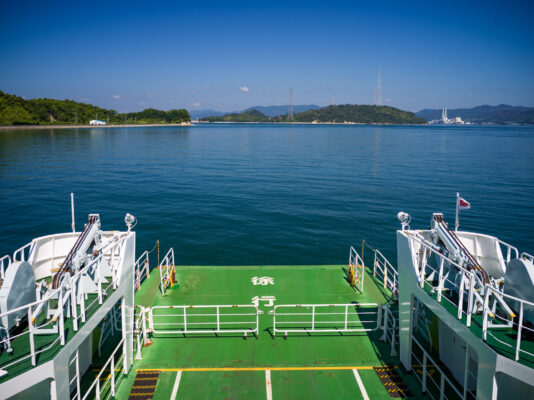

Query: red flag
<box><xmin>459</xmin><ymin>197</ymin><xmax>470</xmax><ymax>210</ymax></box>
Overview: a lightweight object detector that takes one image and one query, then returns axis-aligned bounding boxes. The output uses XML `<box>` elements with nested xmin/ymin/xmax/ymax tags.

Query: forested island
<box><xmin>0</xmin><ymin>91</ymin><xmax>190</xmax><ymax>125</ymax></box>
<box><xmin>202</xmin><ymin>104</ymin><xmax>426</xmax><ymax>124</ymax></box>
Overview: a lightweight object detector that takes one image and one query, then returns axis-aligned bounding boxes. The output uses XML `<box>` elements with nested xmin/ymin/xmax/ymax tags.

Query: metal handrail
<box><xmin>379</xmin><ymin>304</ymin><xmax>398</xmax><ymax>356</ymax></box>
<box><xmin>13</xmin><ymin>242</ymin><xmax>32</xmax><ymax>262</ymax></box>
<box><xmin>81</xmin><ymin>337</ymin><xmax>125</xmax><ymax>400</ymax></box>
<box><xmin>0</xmin><ymin>255</ymin><xmax>11</xmax><ymax>280</ymax></box>
<box><xmin>412</xmin><ymin>336</ymin><xmax>464</xmax><ymax>400</ymax></box>
<box><xmin>272</xmin><ymin>303</ymin><xmax>379</xmax><ymax>336</ymax></box>
<box><xmin>372</xmin><ymin>248</ymin><xmax>398</xmax><ymax>294</ymax></box>
<box><xmin>134</xmin><ymin>251</ymin><xmax>150</xmax><ymax>291</ymax></box>
<box><xmin>149</xmin><ymin>304</ymin><xmax>259</xmax><ymax>336</ymax></box>
<box><xmin>159</xmin><ymin>248</ymin><xmax>175</xmax><ymax>295</ymax></box>
<box><xmin>521</xmin><ymin>252</ymin><xmax>534</xmax><ymax>263</ymax></box>
<box><xmin>348</xmin><ymin>246</ymin><xmax>365</xmax><ymax>293</ymax></box>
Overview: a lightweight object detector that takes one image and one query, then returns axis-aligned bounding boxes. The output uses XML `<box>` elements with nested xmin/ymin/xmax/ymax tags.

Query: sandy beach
<box><xmin>0</xmin><ymin>122</ymin><xmax>193</xmax><ymax>130</ymax></box>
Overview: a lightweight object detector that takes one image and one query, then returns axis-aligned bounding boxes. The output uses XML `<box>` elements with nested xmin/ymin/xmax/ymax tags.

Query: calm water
<box><xmin>1</xmin><ymin>124</ymin><xmax>533</xmax><ymax>265</ymax></box>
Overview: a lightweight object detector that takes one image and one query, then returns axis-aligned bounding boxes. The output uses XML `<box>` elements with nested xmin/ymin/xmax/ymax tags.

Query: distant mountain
<box><xmin>191</xmin><ymin>104</ymin><xmax>320</xmax><ymax>120</ymax></box>
<box><xmin>241</xmin><ymin>104</ymin><xmax>321</xmax><ymax>117</ymax></box>
<box><xmin>416</xmin><ymin>105</ymin><xmax>534</xmax><ymax>124</ymax></box>
<box><xmin>203</xmin><ymin>104</ymin><xmax>426</xmax><ymax>124</ymax></box>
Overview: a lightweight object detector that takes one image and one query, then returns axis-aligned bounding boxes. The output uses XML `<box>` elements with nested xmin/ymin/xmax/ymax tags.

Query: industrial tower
<box><xmin>375</xmin><ymin>66</ymin><xmax>382</xmax><ymax>106</ymax></box>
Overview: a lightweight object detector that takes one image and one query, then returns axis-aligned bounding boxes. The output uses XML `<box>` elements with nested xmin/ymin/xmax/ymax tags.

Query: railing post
<box><xmin>381</xmin><ymin>306</ymin><xmax>389</xmax><ymax>342</ymax></box>
<box><xmin>422</xmin><ymin>352</ymin><xmax>427</xmax><ymax>393</ymax></box>
<box><xmin>71</xmin><ymin>276</ymin><xmax>78</xmax><ymax>331</ymax></box>
<box><xmin>344</xmin><ymin>304</ymin><xmax>348</xmax><ymax>331</ymax></box>
<box><xmin>111</xmin><ymin>356</ymin><xmax>116</xmax><ymax>396</ymax></box>
<box><xmin>383</xmin><ymin>261</ymin><xmax>388</xmax><ymax>289</ymax></box>
<box><xmin>458</xmin><ymin>270</ymin><xmax>465</xmax><ymax>320</ymax></box>
<box><xmin>440</xmin><ymin>374</ymin><xmax>445</xmax><ymax>400</ymax></box>
<box><xmin>75</xmin><ymin>350</ymin><xmax>81</xmax><ymax>400</ymax></box>
<box><xmin>216</xmin><ymin>306</ymin><xmax>220</xmax><ymax>332</ymax></box>
<box><xmin>97</xmin><ymin>269</ymin><xmax>103</xmax><ymax>305</ymax></box>
<box><xmin>59</xmin><ymin>291</ymin><xmax>65</xmax><ymax>345</ymax></box>
<box><xmin>516</xmin><ymin>302</ymin><xmax>524</xmax><ymax>361</ymax></box>
<box><xmin>390</xmin><ymin>318</ymin><xmax>397</xmax><ymax>357</ymax></box>
<box><xmin>373</xmin><ymin>252</ymin><xmax>377</xmax><ymax>277</ymax></box>
<box><xmin>256</xmin><ymin>306</ymin><xmax>259</xmax><ymax>335</ymax></box>
<box><xmin>482</xmin><ymin>289</ymin><xmax>490</xmax><ymax>341</ymax></box>
<box><xmin>28</xmin><ymin>307</ymin><xmax>36</xmax><ymax>366</ymax></box>
<box><xmin>437</xmin><ymin>257</ymin><xmax>445</xmax><ymax>302</ymax></box>
<box><xmin>467</xmin><ymin>273</ymin><xmax>475</xmax><ymax>327</ymax></box>
<box><xmin>311</xmin><ymin>305</ymin><xmax>316</xmax><ymax>331</ymax></box>
<box><xmin>96</xmin><ymin>379</ymin><xmax>101</xmax><ymax>400</ymax></box>
<box><xmin>273</xmin><ymin>307</ymin><xmax>277</xmax><ymax>337</ymax></box>
<box><xmin>145</xmin><ymin>257</ymin><xmax>150</xmax><ymax>279</ymax></box>
<box><xmin>183</xmin><ymin>307</ymin><xmax>187</xmax><ymax>332</ymax></box>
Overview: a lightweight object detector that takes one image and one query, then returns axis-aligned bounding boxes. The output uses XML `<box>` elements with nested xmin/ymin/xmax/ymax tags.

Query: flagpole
<box><xmin>455</xmin><ymin>192</ymin><xmax>459</xmax><ymax>232</ymax></box>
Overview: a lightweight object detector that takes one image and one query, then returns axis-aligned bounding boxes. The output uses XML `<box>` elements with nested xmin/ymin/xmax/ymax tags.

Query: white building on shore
<box><xmin>89</xmin><ymin>119</ymin><xmax>106</xmax><ymax>125</ymax></box>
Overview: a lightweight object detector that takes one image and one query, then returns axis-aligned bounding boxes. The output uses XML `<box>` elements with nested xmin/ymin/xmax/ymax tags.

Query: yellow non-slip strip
<box><xmin>137</xmin><ymin>366</ymin><xmax>376</xmax><ymax>372</ymax></box>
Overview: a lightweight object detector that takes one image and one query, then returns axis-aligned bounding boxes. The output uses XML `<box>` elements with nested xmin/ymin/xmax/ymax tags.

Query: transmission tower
<box><xmin>288</xmin><ymin>88</ymin><xmax>293</xmax><ymax>121</ymax></box>
<box><xmin>375</xmin><ymin>65</ymin><xmax>382</xmax><ymax>106</ymax></box>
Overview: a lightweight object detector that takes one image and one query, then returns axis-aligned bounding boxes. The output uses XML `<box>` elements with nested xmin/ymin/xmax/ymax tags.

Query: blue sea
<box><xmin>1</xmin><ymin>124</ymin><xmax>533</xmax><ymax>265</ymax></box>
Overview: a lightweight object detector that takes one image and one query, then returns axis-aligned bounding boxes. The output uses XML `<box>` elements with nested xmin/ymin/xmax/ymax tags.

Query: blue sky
<box><xmin>1</xmin><ymin>0</ymin><xmax>533</xmax><ymax>112</ymax></box>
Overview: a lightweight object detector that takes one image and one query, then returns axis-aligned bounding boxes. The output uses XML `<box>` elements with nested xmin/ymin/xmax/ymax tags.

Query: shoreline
<box><xmin>0</xmin><ymin>122</ymin><xmax>193</xmax><ymax>130</ymax></box>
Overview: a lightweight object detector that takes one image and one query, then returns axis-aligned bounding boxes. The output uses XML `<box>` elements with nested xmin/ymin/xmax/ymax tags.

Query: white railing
<box><xmin>372</xmin><ymin>248</ymin><xmax>398</xmax><ymax>295</ymax></box>
<box><xmin>404</xmin><ymin>231</ymin><xmax>534</xmax><ymax>364</ymax></box>
<box><xmin>482</xmin><ymin>285</ymin><xmax>534</xmax><ymax>362</ymax></box>
<box><xmin>134</xmin><ymin>251</ymin><xmax>151</xmax><ymax>291</ymax></box>
<box><xmin>379</xmin><ymin>304</ymin><xmax>398</xmax><ymax>356</ymax></box>
<box><xmin>521</xmin><ymin>252</ymin><xmax>534</xmax><ymax>263</ymax></box>
<box><xmin>411</xmin><ymin>336</ymin><xmax>466</xmax><ymax>400</ymax></box>
<box><xmin>13</xmin><ymin>242</ymin><xmax>32</xmax><ymax>262</ymax></box>
<box><xmin>149</xmin><ymin>304</ymin><xmax>260</xmax><ymax>336</ymax></box>
<box><xmin>98</xmin><ymin>303</ymin><xmax>121</xmax><ymax>357</ymax></box>
<box><xmin>0</xmin><ymin>255</ymin><xmax>11</xmax><ymax>280</ymax></box>
<box><xmin>496</xmin><ymin>238</ymin><xmax>519</xmax><ymax>264</ymax></box>
<box><xmin>271</xmin><ymin>303</ymin><xmax>379</xmax><ymax>337</ymax></box>
<box><xmin>81</xmin><ymin>338</ymin><xmax>126</xmax><ymax>400</ymax></box>
<box><xmin>134</xmin><ymin>306</ymin><xmax>149</xmax><ymax>360</ymax></box>
<box><xmin>0</xmin><ymin>233</ymin><xmax>129</xmax><ymax>375</ymax></box>
<box><xmin>159</xmin><ymin>248</ymin><xmax>175</xmax><ymax>296</ymax></box>
<box><xmin>348</xmin><ymin>246</ymin><xmax>365</xmax><ymax>293</ymax></box>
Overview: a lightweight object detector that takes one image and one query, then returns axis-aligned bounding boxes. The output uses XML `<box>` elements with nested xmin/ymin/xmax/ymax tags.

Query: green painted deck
<box><xmin>116</xmin><ymin>265</ymin><xmax>426</xmax><ymax>399</ymax></box>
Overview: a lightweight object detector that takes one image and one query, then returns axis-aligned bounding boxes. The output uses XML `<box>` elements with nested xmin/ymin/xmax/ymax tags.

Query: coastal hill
<box><xmin>416</xmin><ymin>104</ymin><xmax>534</xmax><ymax>124</ymax></box>
<box><xmin>0</xmin><ymin>91</ymin><xmax>190</xmax><ymax>125</ymax></box>
<box><xmin>189</xmin><ymin>104</ymin><xmax>320</xmax><ymax>120</ymax></box>
<box><xmin>203</xmin><ymin>104</ymin><xmax>426</xmax><ymax>124</ymax></box>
